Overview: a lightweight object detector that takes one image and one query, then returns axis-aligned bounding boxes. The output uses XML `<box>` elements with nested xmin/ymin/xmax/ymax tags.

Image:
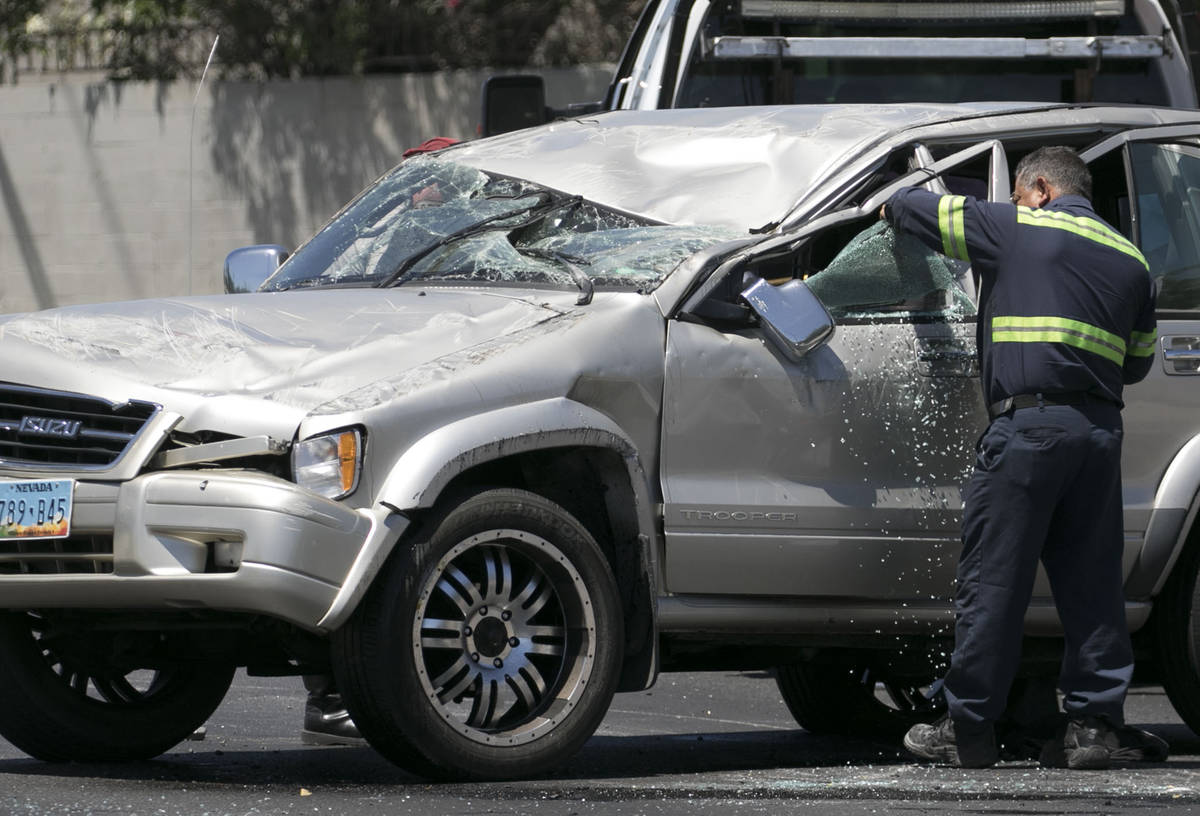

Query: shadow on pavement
<box><xmin>0</xmin><ymin>729</ymin><xmax>905</xmax><ymax>786</ymax></box>
<box><xmin>0</xmin><ymin>723</ymin><xmax>1194</xmax><ymax>787</ymax></box>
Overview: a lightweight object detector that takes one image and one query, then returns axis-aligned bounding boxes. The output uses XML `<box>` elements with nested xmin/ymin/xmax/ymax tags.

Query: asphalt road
<box><xmin>1</xmin><ymin>670</ymin><xmax>1198</xmax><ymax>815</ymax></box>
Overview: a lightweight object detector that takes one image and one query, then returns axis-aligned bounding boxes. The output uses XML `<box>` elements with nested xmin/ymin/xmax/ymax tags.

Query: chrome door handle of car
<box><xmin>915</xmin><ymin>341</ymin><xmax>978</xmax><ymax>378</ymax></box>
<box><xmin>1162</xmin><ymin>336</ymin><xmax>1200</xmax><ymax>375</ymax></box>
<box><xmin>917</xmin><ymin>349</ymin><xmax>975</xmax><ymax>361</ymax></box>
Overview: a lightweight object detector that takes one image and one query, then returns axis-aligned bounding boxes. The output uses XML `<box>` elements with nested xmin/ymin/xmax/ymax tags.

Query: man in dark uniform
<box><xmin>881</xmin><ymin>146</ymin><xmax>1165</xmax><ymax>769</ymax></box>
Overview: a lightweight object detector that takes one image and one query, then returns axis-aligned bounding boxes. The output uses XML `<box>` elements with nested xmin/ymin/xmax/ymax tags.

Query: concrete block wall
<box><xmin>0</xmin><ymin>66</ymin><xmax>612</xmax><ymax>315</ymax></box>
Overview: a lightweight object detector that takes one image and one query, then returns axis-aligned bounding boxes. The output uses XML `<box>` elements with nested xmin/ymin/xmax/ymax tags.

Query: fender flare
<box><xmin>1129</xmin><ymin>434</ymin><xmax>1200</xmax><ymax>598</ymax></box>
<box><xmin>319</xmin><ymin>398</ymin><xmax>661</xmax><ymax>669</ymax></box>
<box><xmin>375</xmin><ymin>397</ymin><xmax>651</xmax><ymax>514</ymax></box>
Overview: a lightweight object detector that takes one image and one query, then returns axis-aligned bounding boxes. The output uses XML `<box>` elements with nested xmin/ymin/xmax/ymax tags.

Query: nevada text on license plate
<box><xmin>0</xmin><ymin>479</ymin><xmax>73</xmax><ymax>539</ymax></box>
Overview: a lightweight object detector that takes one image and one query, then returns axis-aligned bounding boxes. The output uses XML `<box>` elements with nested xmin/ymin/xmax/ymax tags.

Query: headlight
<box><xmin>293</xmin><ymin>429</ymin><xmax>361</xmax><ymax>499</ymax></box>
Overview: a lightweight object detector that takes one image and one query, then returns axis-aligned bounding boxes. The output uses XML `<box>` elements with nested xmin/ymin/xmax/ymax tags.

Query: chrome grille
<box><xmin>0</xmin><ymin>534</ymin><xmax>114</xmax><ymax>574</ymax></box>
<box><xmin>0</xmin><ymin>383</ymin><xmax>159</xmax><ymax>469</ymax></box>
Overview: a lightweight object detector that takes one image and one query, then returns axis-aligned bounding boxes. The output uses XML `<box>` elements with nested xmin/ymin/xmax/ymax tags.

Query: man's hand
<box><xmin>879</xmin><ymin>203</ymin><xmax>888</xmax><ymax>221</ymax></box>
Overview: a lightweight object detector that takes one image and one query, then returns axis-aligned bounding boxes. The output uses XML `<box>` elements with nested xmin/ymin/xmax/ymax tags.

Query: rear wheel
<box><xmin>775</xmin><ymin>662</ymin><xmax>942</xmax><ymax>738</ymax></box>
<box><xmin>0</xmin><ymin>612</ymin><xmax>235</xmax><ymax>762</ymax></box>
<box><xmin>1153</xmin><ymin>541</ymin><xmax>1200</xmax><ymax>734</ymax></box>
<box><xmin>334</xmin><ymin>488</ymin><xmax>623</xmax><ymax>780</ymax></box>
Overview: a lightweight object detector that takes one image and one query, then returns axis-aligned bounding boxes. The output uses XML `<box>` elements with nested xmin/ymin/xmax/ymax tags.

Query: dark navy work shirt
<box><xmin>885</xmin><ymin>188</ymin><xmax>1157</xmax><ymax>407</ymax></box>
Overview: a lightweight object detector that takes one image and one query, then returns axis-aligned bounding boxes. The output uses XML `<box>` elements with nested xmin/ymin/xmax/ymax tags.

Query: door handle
<box><xmin>918</xmin><ymin>349</ymin><xmax>975</xmax><ymax>361</ymax></box>
<box><xmin>1163</xmin><ymin>336</ymin><xmax>1200</xmax><ymax>375</ymax></box>
<box><xmin>914</xmin><ymin>340</ymin><xmax>978</xmax><ymax>377</ymax></box>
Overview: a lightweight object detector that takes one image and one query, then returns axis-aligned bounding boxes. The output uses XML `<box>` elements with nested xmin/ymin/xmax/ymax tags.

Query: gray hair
<box><xmin>1014</xmin><ymin>146</ymin><xmax>1092</xmax><ymax>201</ymax></box>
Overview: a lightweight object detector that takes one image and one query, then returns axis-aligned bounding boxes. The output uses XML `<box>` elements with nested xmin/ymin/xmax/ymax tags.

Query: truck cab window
<box><xmin>676</xmin><ymin>6</ymin><xmax>1171</xmax><ymax>108</ymax></box>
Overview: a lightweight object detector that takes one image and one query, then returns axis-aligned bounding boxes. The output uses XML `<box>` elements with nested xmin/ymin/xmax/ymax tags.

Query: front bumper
<box><xmin>0</xmin><ymin>470</ymin><xmax>385</xmax><ymax>631</ymax></box>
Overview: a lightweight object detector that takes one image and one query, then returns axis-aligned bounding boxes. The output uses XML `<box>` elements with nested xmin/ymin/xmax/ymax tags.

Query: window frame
<box><xmin>1081</xmin><ymin>123</ymin><xmax>1200</xmax><ymax>316</ymax></box>
<box><xmin>678</xmin><ymin>138</ymin><xmax>1009</xmax><ymax>324</ymax></box>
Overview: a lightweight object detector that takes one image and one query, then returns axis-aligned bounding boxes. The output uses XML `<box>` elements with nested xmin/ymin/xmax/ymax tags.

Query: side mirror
<box><xmin>741</xmin><ymin>277</ymin><xmax>835</xmax><ymax>362</ymax></box>
<box><xmin>481</xmin><ymin>74</ymin><xmax>548</xmax><ymax>137</ymax></box>
<box><xmin>224</xmin><ymin>244</ymin><xmax>289</xmax><ymax>294</ymax></box>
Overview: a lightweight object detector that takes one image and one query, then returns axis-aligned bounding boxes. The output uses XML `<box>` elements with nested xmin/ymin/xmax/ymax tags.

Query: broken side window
<box><xmin>804</xmin><ymin>221</ymin><xmax>975</xmax><ymax>320</ymax></box>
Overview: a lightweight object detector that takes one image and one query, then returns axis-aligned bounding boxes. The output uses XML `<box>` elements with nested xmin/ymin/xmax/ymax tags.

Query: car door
<box><xmin>659</xmin><ymin>141</ymin><xmax>1001</xmax><ymax>606</ymax></box>
<box><xmin>1080</xmin><ymin>126</ymin><xmax>1200</xmax><ymax>596</ymax></box>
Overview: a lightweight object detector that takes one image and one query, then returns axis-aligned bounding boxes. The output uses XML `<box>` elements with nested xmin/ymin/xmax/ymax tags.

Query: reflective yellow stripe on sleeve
<box><xmin>938</xmin><ymin>195</ymin><xmax>970</xmax><ymax>262</ymax></box>
<box><xmin>1128</xmin><ymin>328</ymin><xmax>1158</xmax><ymax>358</ymax></box>
<box><xmin>992</xmin><ymin>315</ymin><xmax>1126</xmax><ymax>366</ymax></box>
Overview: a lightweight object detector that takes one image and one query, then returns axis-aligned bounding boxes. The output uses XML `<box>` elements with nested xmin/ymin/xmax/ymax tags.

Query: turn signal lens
<box><xmin>293</xmin><ymin>429</ymin><xmax>361</xmax><ymax>499</ymax></box>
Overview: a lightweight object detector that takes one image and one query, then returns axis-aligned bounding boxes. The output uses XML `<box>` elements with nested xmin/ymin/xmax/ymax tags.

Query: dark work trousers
<box><xmin>943</xmin><ymin>401</ymin><xmax>1133</xmax><ymax>758</ymax></box>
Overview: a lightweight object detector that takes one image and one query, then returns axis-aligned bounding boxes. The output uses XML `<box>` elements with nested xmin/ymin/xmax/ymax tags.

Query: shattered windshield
<box><xmin>262</xmin><ymin>156</ymin><xmax>738</xmax><ymax>293</ymax></box>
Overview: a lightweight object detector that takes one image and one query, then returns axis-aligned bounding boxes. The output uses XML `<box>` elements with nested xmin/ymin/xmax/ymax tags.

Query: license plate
<box><xmin>0</xmin><ymin>479</ymin><xmax>73</xmax><ymax>539</ymax></box>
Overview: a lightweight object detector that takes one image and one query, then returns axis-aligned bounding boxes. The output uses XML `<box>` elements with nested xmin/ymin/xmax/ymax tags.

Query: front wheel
<box><xmin>0</xmin><ymin>612</ymin><xmax>235</xmax><ymax>762</ymax></box>
<box><xmin>333</xmin><ymin>488</ymin><xmax>623</xmax><ymax>780</ymax></box>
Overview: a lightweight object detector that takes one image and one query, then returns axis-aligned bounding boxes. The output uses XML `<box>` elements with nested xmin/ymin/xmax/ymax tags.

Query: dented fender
<box><xmin>377</xmin><ymin>397</ymin><xmax>651</xmax><ymax>513</ymax></box>
<box><xmin>317</xmin><ymin>398</ymin><xmax>662</xmax><ymax>634</ymax></box>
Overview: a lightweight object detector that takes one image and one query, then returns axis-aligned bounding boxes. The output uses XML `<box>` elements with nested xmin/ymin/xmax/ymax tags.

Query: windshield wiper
<box><xmin>279</xmin><ymin>275</ymin><xmax>372</xmax><ymax>291</ymax></box>
<box><xmin>377</xmin><ymin>194</ymin><xmax>581</xmax><ymax>289</ymax></box>
<box><xmin>516</xmin><ymin>247</ymin><xmax>594</xmax><ymax>305</ymax></box>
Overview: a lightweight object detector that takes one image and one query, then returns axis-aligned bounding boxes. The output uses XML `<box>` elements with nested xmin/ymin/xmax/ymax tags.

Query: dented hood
<box><xmin>0</xmin><ymin>289</ymin><xmax>567</xmax><ymax>422</ymax></box>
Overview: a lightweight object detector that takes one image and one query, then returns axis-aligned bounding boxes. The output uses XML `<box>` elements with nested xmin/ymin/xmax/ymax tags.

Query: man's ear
<box><xmin>1034</xmin><ymin>176</ymin><xmax>1053</xmax><ymax>206</ymax></box>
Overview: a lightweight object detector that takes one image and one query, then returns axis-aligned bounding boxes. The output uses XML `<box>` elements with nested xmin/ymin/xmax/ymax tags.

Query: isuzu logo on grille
<box><xmin>17</xmin><ymin>416</ymin><xmax>82</xmax><ymax>439</ymax></box>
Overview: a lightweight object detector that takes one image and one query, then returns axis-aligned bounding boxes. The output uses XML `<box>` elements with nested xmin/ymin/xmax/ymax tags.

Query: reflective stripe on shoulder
<box><xmin>992</xmin><ymin>315</ymin><xmax>1126</xmax><ymax>366</ymax></box>
<box><xmin>1016</xmin><ymin>207</ymin><xmax>1148</xmax><ymax>271</ymax></box>
<box><xmin>1128</xmin><ymin>328</ymin><xmax>1158</xmax><ymax>358</ymax></box>
<box><xmin>938</xmin><ymin>195</ymin><xmax>970</xmax><ymax>262</ymax></box>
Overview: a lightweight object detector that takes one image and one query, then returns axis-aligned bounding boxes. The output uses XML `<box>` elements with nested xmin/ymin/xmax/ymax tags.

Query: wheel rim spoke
<box><xmin>94</xmin><ymin>675</ymin><xmax>141</xmax><ymax>704</ymax></box>
<box><xmin>431</xmin><ymin>655</ymin><xmax>473</xmax><ymax>691</ymax></box>
<box><xmin>421</xmin><ymin>618</ymin><xmax>463</xmax><ymax>634</ymax></box>
<box><xmin>420</xmin><ymin>617</ymin><xmax>464</xmax><ymax>651</ymax></box>
<box><xmin>436</xmin><ymin>566</ymin><xmax>481</xmax><ymax>615</ymax></box>
<box><xmin>437</xmin><ymin>666</ymin><xmax>479</xmax><ymax>705</ymax></box>
<box><xmin>482</xmin><ymin>547</ymin><xmax>513</xmax><ymax>600</ymax></box>
<box><xmin>468</xmin><ymin>679</ymin><xmax>500</xmax><ymax>729</ymax></box>
<box><xmin>507</xmin><ymin>665</ymin><xmax>545</xmax><ymax>713</ymax></box>
<box><xmin>512</xmin><ymin>572</ymin><xmax>546</xmax><ymax>611</ymax></box>
<box><xmin>513</xmin><ymin>575</ymin><xmax>556</xmax><ymax>621</ymax></box>
<box><xmin>526</xmin><ymin>641</ymin><xmax>565</xmax><ymax>657</ymax></box>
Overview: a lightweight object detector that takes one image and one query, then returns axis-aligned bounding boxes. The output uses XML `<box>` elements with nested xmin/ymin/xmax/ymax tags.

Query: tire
<box><xmin>775</xmin><ymin>662</ymin><xmax>943</xmax><ymax>739</ymax></box>
<box><xmin>333</xmin><ymin>488</ymin><xmax>623</xmax><ymax>780</ymax></box>
<box><xmin>0</xmin><ymin>612</ymin><xmax>235</xmax><ymax>762</ymax></box>
<box><xmin>1153</xmin><ymin>540</ymin><xmax>1200</xmax><ymax>734</ymax></box>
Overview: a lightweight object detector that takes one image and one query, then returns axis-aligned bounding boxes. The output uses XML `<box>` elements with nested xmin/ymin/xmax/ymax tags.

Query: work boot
<box><xmin>302</xmin><ymin>691</ymin><xmax>366</xmax><ymax>746</ymax></box>
<box><xmin>1039</xmin><ymin>716</ymin><xmax>1110</xmax><ymax>770</ymax></box>
<box><xmin>904</xmin><ymin>716</ymin><xmax>998</xmax><ymax>768</ymax></box>
<box><xmin>1104</xmin><ymin>719</ymin><xmax>1169</xmax><ymax>763</ymax></box>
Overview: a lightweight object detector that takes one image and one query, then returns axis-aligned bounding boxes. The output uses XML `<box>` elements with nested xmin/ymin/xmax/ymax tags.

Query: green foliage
<box><xmin>0</xmin><ymin>0</ymin><xmax>46</xmax><ymax>54</ymax></box>
<box><xmin>23</xmin><ymin>0</ymin><xmax>646</xmax><ymax>79</ymax></box>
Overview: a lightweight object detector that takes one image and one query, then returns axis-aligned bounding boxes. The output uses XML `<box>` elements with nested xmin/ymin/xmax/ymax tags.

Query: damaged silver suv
<box><xmin>3</xmin><ymin>103</ymin><xmax>1200</xmax><ymax>780</ymax></box>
